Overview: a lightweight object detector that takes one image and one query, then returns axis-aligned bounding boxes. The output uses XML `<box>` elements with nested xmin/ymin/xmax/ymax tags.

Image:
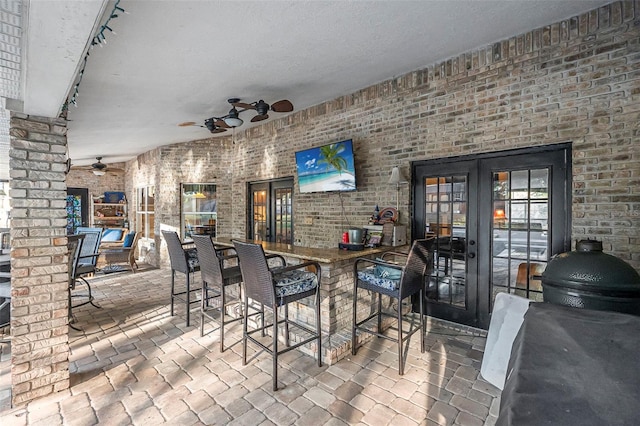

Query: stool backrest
<box><xmin>233</xmin><ymin>240</ymin><xmax>274</xmax><ymax>306</ymax></box>
<box><xmin>67</xmin><ymin>234</ymin><xmax>84</xmax><ymax>286</ymax></box>
<box><xmin>76</xmin><ymin>227</ymin><xmax>103</xmax><ymax>267</ymax></box>
<box><xmin>400</xmin><ymin>239</ymin><xmax>434</xmax><ymax>299</ymax></box>
<box><xmin>192</xmin><ymin>235</ymin><xmax>224</xmax><ymax>285</ymax></box>
<box><xmin>162</xmin><ymin>230</ymin><xmax>191</xmax><ymax>274</ymax></box>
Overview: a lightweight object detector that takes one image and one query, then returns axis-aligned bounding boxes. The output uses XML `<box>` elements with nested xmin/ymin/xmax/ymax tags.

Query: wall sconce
<box><xmin>388</xmin><ymin>166</ymin><xmax>408</xmax><ymax>210</ymax></box>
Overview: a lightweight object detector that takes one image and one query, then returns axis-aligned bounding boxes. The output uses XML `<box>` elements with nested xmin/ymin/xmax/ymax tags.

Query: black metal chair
<box><xmin>233</xmin><ymin>240</ymin><xmax>322</xmax><ymax>391</ymax></box>
<box><xmin>0</xmin><ymin>276</ymin><xmax>10</xmax><ymax>342</ymax></box>
<box><xmin>73</xmin><ymin>227</ymin><xmax>102</xmax><ymax>309</ymax></box>
<box><xmin>192</xmin><ymin>235</ymin><xmax>243</xmax><ymax>351</ymax></box>
<box><xmin>352</xmin><ymin>239</ymin><xmax>434</xmax><ymax>375</ymax></box>
<box><xmin>67</xmin><ymin>234</ymin><xmax>84</xmax><ymax>329</ymax></box>
<box><xmin>162</xmin><ymin>230</ymin><xmax>201</xmax><ymax>326</ymax></box>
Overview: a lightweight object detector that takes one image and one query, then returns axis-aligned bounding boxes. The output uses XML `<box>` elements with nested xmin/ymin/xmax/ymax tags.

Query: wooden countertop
<box><xmin>212</xmin><ymin>237</ymin><xmax>400</xmax><ymax>264</ymax></box>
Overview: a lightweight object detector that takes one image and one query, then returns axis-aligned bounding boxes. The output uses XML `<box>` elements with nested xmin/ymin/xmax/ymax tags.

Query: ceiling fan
<box><xmin>179</xmin><ymin>98</ymin><xmax>294</xmax><ymax>134</ymax></box>
<box><xmin>72</xmin><ymin>157</ymin><xmax>121</xmax><ymax>176</ymax></box>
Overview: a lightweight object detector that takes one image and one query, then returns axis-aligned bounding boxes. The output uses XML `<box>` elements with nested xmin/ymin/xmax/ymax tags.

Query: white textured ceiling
<box><xmin>15</xmin><ymin>0</ymin><xmax>614</xmax><ymax>166</ymax></box>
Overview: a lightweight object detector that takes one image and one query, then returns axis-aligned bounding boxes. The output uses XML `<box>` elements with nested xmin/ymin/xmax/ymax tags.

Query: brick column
<box><xmin>9</xmin><ymin>113</ymin><xmax>69</xmax><ymax>406</ymax></box>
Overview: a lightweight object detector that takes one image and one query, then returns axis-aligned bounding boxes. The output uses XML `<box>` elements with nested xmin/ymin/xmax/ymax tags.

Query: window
<box><xmin>136</xmin><ymin>186</ymin><xmax>155</xmax><ymax>239</ymax></box>
<box><xmin>181</xmin><ymin>183</ymin><xmax>217</xmax><ymax>240</ymax></box>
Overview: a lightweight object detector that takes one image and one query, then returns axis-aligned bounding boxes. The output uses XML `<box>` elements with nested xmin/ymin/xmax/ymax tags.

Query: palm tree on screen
<box><xmin>318</xmin><ymin>143</ymin><xmax>348</xmax><ymax>174</ymax></box>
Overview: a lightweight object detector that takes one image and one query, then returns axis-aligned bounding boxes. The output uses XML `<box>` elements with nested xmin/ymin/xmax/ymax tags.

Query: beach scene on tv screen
<box><xmin>296</xmin><ymin>140</ymin><xmax>356</xmax><ymax>193</ymax></box>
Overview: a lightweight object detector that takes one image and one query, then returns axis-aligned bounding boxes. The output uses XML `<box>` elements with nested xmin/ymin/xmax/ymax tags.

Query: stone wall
<box><xmin>133</xmin><ymin>1</ymin><xmax>639</xmax><ymax>270</ymax></box>
<box><xmin>9</xmin><ymin>113</ymin><xmax>69</xmax><ymax>406</ymax></box>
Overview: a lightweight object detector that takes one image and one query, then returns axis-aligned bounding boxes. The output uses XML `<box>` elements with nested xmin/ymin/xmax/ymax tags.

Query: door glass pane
<box><xmin>148</xmin><ymin>213</ymin><xmax>155</xmax><ymax>239</ymax></box>
<box><xmin>425</xmin><ymin>175</ymin><xmax>467</xmax><ymax>308</ymax></box>
<box><xmin>530</xmin><ymin>169</ymin><xmax>549</xmax><ymax>199</ymax></box>
<box><xmin>491</xmin><ymin>168</ymin><xmax>549</xmax><ymax>305</ymax></box>
<box><xmin>493</xmin><ymin>172</ymin><xmax>509</xmax><ymax>200</ymax></box>
<box><xmin>253</xmin><ymin>189</ymin><xmax>267</xmax><ymax>242</ymax></box>
<box><xmin>136</xmin><ymin>187</ymin><xmax>155</xmax><ymax>239</ymax></box>
<box><xmin>274</xmin><ymin>188</ymin><xmax>292</xmax><ymax>244</ymax></box>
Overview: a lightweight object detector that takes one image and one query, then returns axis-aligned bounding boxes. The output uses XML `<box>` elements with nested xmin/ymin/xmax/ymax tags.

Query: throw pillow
<box><xmin>374</xmin><ymin>258</ymin><xmax>402</xmax><ymax>280</ymax></box>
<box><xmin>101</xmin><ymin>228</ymin><xmax>124</xmax><ymax>242</ymax></box>
<box><xmin>123</xmin><ymin>232</ymin><xmax>135</xmax><ymax>248</ymax></box>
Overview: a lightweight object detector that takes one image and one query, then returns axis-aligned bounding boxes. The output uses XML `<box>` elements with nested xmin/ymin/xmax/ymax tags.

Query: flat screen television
<box><xmin>295</xmin><ymin>139</ymin><xmax>357</xmax><ymax>193</ymax></box>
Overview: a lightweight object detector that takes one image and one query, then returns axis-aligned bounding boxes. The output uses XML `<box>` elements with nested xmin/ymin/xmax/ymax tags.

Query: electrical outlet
<box><xmin>304</xmin><ymin>217</ymin><xmax>313</xmax><ymax>225</ymax></box>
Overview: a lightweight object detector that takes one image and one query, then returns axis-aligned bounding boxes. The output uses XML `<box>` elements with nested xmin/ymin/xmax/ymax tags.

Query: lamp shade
<box><xmin>388</xmin><ymin>166</ymin><xmax>407</xmax><ymax>185</ymax></box>
<box><xmin>93</xmin><ymin>170</ymin><xmax>106</xmax><ymax>176</ymax></box>
<box><xmin>224</xmin><ymin>117</ymin><xmax>243</xmax><ymax>128</ymax></box>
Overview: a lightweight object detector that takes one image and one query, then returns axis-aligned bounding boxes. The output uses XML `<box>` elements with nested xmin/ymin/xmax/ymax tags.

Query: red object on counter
<box><xmin>342</xmin><ymin>232</ymin><xmax>349</xmax><ymax>243</ymax></box>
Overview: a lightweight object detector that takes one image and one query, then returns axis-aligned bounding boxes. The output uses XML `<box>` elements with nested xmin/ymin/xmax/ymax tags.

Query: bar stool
<box><xmin>162</xmin><ymin>230</ymin><xmax>201</xmax><ymax>327</ymax></box>
<box><xmin>233</xmin><ymin>239</ymin><xmax>322</xmax><ymax>391</ymax></box>
<box><xmin>352</xmin><ymin>239</ymin><xmax>434</xmax><ymax>375</ymax></box>
<box><xmin>192</xmin><ymin>235</ymin><xmax>243</xmax><ymax>352</ymax></box>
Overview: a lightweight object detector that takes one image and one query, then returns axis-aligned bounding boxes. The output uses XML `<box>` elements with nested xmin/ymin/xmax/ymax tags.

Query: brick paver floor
<box><xmin>0</xmin><ymin>266</ymin><xmax>500</xmax><ymax>425</ymax></box>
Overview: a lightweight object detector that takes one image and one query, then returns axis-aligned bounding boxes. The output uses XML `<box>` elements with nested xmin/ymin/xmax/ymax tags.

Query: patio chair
<box><xmin>162</xmin><ymin>230</ymin><xmax>200</xmax><ymax>326</ymax></box>
<box><xmin>67</xmin><ymin>234</ymin><xmax>84</xmax><ymax>329</ymax></box>
<box><xmin>0</xmin><ymin>280</ymin><xmax>9</xmax><ymax>343</ymax></box>
<box><xmin>73</xmin><ymin>227</ymin><xmax>103</xmax><ymax>308</ymax></box>
<box><xmin>192</xmin><ymin>235</ymin><xmax>243</xmax><ymax>351</ymax></box>
<box><xmin>0</xmin><ymin>273</ymin><xmax>10</xmax><ymax>341</ymax></box>
<box><xmin>102</xmin><ymin>231</ymin><xmax>140</xmax><ymax>273</ymax></box>
<box><xmin>352</xmin><ymin>239</ymin><xmax>434</xmax><ymax>375</ymax></box>
<box><xmin>233</xmin><ymin>239</ymin><xmax>322</xmax><ymax>391</ymax></box>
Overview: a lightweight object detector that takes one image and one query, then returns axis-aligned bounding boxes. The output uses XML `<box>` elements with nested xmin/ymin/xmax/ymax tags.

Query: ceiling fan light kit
<box><xmin>89</xmin><ymin>156</ymin><xmax>108</xmax><ymax>176</ymax></box>
<box><xmin>223</xmin><ymin>104</ymin><xmax>244</xmax><ymax>128</ymax></box>
<box><xmin>180</xmin><ymin>97</ymin><xmax>294</xmax><ymax>134</ymax></box>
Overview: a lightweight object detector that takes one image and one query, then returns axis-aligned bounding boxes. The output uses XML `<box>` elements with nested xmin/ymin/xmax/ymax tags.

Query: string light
<box><xmin>62</xmin><ymin>0</ymin><xmax>126</xmax><ymax>111</ymax></box>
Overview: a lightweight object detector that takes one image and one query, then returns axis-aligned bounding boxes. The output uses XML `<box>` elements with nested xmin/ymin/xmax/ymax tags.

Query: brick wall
<box><xmin>9</xmin><ymin>113</ymin><xmax>69</xmax><ymax>405</ymax></box>
<box><xmin>134</xmin><ymin>1</ymin><xmax>639</xmax><ymax>271</ymax></box>
<box><xmin>66</xmin><ymin>165</ymin><xmax>125</xmax><ymax>198</ymax></box>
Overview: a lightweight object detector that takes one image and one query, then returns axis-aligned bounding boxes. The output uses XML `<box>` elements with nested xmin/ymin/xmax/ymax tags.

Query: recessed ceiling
<box><xmin>19</xmin><ymin>0</ymin><xmax>613</xmax><ymax>166</ymax></box>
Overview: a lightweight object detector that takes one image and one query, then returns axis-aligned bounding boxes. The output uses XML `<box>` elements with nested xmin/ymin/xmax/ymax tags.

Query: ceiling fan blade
<box><xmin>214</xmin><ymin>119</ymin><xmax>231</xmax><ymax>128</ymax></box>
<box><xmin>178</xmin><ymin>121</ymin><xmax>197</xmax><ymax>127</ymax></box>
<box><xmin>212</xmin><ymin>128</ymin><xmax>227</xmax><ymax>134</ymax></box>
<box><xmin>271</xmin><ymin>99</ymin><xmax>294</xmax><ymax>112</ymax></box>
<box><xmin>251</xmin><ymin>114</ymin><xmax>269</xmax><ymax>122</ymax></box>
<box><xmin>233</xmin><ymin>102</ymin><xmax>255</xmax><ymax>110</ymax></box>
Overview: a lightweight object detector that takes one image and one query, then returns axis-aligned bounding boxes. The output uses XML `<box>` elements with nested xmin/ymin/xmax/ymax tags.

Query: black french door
<box><xmin>413</xmin><ymin>145</ymin><xmax>571</xmax><ymax>329</ymax></box>
<box><xmin>248</xmin><ymin>178</ymin><xmax>294</xmax><ymax>244</ymax></box>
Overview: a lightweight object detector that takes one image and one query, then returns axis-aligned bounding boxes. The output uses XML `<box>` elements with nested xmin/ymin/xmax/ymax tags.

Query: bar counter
<box><xmin>212</xmin><ymin>237</ymin><xmax>394</xmax><ymax>263</ymax></box>
<box><xmin>212</xmin><ymin>237</ymin><xmax>402</xmax><ymax>363</ymax></box>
